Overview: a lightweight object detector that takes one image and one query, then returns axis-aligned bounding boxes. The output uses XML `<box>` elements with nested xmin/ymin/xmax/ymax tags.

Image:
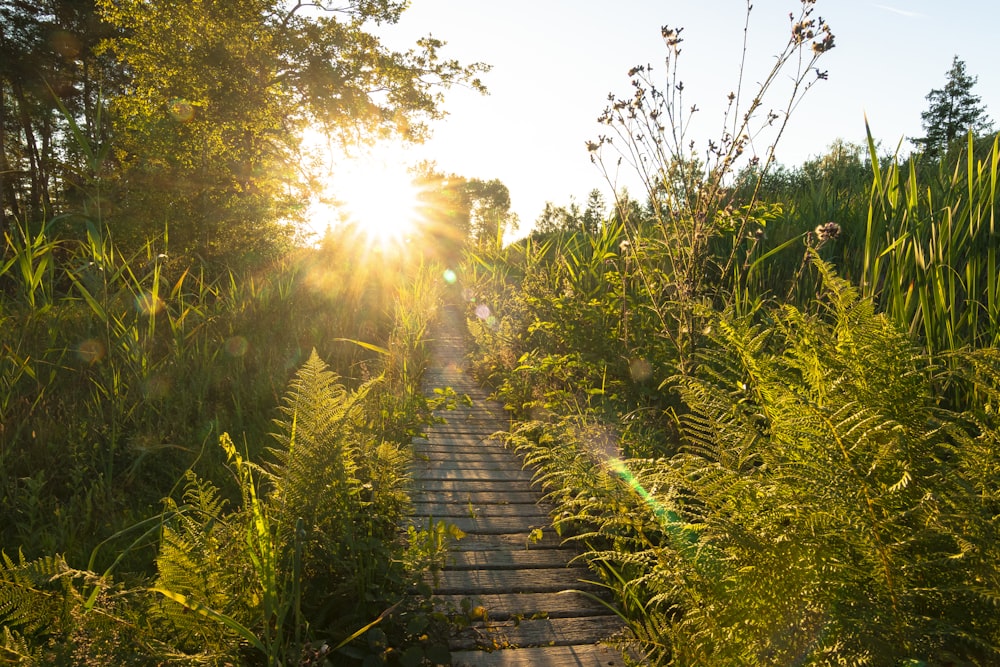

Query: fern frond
<box><xmin>150</xmin><ymin>471</ymin><xmax>251</xmax><ymax>657</ymax></box>
<box><xmin>0</xmin><ymin>550</ymin><xmax>83</xmax><ymax>639</ymax></box>
<box><xmin>0</xmin><ymin>625</ymin><xmax>38</xmax><ymax>663</ymax></box>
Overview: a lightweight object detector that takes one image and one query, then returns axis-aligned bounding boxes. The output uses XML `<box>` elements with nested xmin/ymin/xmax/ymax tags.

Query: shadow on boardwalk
<box><xmin>408</xmin><ymin>304</ymin><xmax>629</xmax><ymax>666</ymax></box>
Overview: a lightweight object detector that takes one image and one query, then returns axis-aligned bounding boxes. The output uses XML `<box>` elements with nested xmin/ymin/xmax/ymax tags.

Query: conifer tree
<box><xmin>915</xmin><ymin>55</ymin><xmax>993</xmax><ymax>155</ymax></box>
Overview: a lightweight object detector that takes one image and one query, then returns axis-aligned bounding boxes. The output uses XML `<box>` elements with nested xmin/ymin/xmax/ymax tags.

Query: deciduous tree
<box><xmin>95</xmin><ymin>0</ymin><xmax>487</xmax><ymax>263</ymax></box>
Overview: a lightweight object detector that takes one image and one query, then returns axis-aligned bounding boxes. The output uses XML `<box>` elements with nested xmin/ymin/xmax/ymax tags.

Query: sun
<box><xmin>334</xmin><ymin>153</ymin><xmax>421</xmax><ymax>245</ymax></box>
<box><xmin>300</xmin><ymin>133</ymin><xmax>423</xmax><ymax>247</ymax></box>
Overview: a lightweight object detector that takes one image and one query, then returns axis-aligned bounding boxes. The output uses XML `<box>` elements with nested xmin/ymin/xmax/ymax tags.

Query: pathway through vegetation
<box><xmin>408</xmin><ymin>304</ymin><xmax>627</xmax><ymax>666</ymax></box>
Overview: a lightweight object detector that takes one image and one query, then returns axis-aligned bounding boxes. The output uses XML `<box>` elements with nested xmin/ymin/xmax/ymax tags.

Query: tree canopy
<box><xmin>1</xmin><ymin>0</ymin><xmax>488</xmax><ymax>264</ymax></box>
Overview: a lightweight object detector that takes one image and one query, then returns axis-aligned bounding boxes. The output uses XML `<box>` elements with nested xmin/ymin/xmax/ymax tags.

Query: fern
<box><xmin>266</xmin><ymin>351</ymin><xmax>367</xmax><ymax>604</ymax></box>
<box><xmin>0</xmin><ymin>550</ymin><xmax>143</xmax><ymax>664</ymax></box>
<box><xmin>151</xmin><ymin>470</ymin><xmax>252</xmax><ymax>659</ymax></box>
<box><xmin>0</xmin><ymin>625</ymin><xmax>38</xmax><ymax>664</ymax></box>
<box><xmin>494</xmin><ymin>258</ymin><xmax>1000</xmax><ymax>663</ymax></box>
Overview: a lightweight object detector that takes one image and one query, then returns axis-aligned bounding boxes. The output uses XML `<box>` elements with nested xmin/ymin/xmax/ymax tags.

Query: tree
<box><xmin>465</xmin><ymin>177</ymin><xmax>515</xmax><ymax>246</ymax></box>
<box><xmin>915</xmin><ymin>56</ymin><xmax>993</xmax><ymax>155</ymax></box>
<box><xmin>94</xmin><ymin>0</ymin><xmax>488</xmax><ymax>263</ymax></box>
<box><xmin>581</xmin><ymin>188</ymin><xmax>605</xmax><ymax>235</ymax></box>
<box><xmin>411</xmin><ymin>163</ymin><xmax>471</xmax><ymax>266</ymax></box>
<box><xmin>0</xmin><ymin>0</ymin><xmax>119</xmax><ymax>235</ymax></box>
<box><xmin>532</xmin><ymin>200</ymin><xmax>580</xmax><ymax>237</ymax></box>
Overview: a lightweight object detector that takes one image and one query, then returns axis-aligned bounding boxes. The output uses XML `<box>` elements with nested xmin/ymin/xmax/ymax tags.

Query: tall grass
<box><xmin>0</xmin><ymin>220</ymin><xmax>403</xmax><ymax>569</ymax></box>
<box><xmin>863</xmin><ymin>128</ymin><xmax>1000</xmax><ymax>358</ymax></box>
<box><xmin>0</xmin><ymin>234</ymin><xmax>451</xmax><ymax>662</ymax></box>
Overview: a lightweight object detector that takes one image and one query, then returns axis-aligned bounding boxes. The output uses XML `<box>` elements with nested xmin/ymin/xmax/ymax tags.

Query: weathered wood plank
<box><xmin>431</xmin><ymin>567</ymin><xmax>593</xmax><ymax>594</ymax></box>
<box><xmin>411</xmin><ymin>479</ymin><xmax>539</xmax><ymax>493</ymax></box>
<box><xmin>412</xmin><ymin>515</ymin><xmax>553</xmax><ymax>536</ymax></box>
<box><xmin>411</xmin><ymin>502</ymin><xmax>551</xmax><ymax>520</ymax></box>
<box><xmin>409</xmin><ymin>456</ymin><xmax>528</xmax><ymax>471</ymax></box>
<box><xmin>450</xmin><ymin>615</ymin><xmax>626</xmax><ymax>651</ymax></box>
<box><xmin>421</xmin><ymin>428</ymin><xmax>507</xmax><ymax>438</ymax></box>
<box><xmin>410</xmin><ymin>490</ymin><xmax>541</xmax><ymax>504</ymax></box>
<box><xmin>407</xmin><ymin>468</ymin><xmax>534</xmax><ymax>483</ymax></box>
<box><xmin>432</xmin><ymin>591</ymin><xmax>612</xmax><ymax>620</ymax></box>
<box><xmin>450</xmin><ymin>644</ymin><xmax>626</xmax><ymax>667</ymax></box>
<box><xmin>441</xmin><ymin>548</ymin><xmax>584</xmax><ymax>570</ymax></box>
<box><xmin>413</xmin><ymin>436</ymin><xmax>508</xmax><ymax>448</ymax></box>
<box><xmin>410</xmin><ymin>450</ymin><xmax>524</xmax><ymax>465</ymax></box>
<box><xmin>445</xmin><ymin>531</ymin><xmax>567</xmax><ymax>550</ymax></box>
<box><xmin>410</xmin><ymin>462</ymin><xmax>532</xmax><ymax>477</ymax></box>
<box><xmin>411</xmin><ymin>456</ymin><xmax>528</xmax><ymax>470</ymax></box>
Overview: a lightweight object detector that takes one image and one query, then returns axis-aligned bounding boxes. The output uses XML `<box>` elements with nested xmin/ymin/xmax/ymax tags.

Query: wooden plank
<box><xmin>411</xmin><ymin>451</ymin><xmax>524</xmax><ymax>465</ymax></box>
<box><xmin>411</xmin><ymin>457</ymin><xmax>527</xmax><ymax>471</ymax></box>
<box><xmin>422</xmin><ymin>428</ymin><xmax>507</xmax><ymax>438</ymax></box>
<box><xmin>432</xmin><ymin>591</ymin><xmax>613</xmax><ymax>620</ymax></box>
<box><xmin>415</xmin><ymin>433</ymin><xmax>507</xmax><ymax>444</ymax></box>
<box><xmin>410</xmin><ymin>490</ymin><xmax>541</xmax><ymax>504</ymax></box>
<box><xmin>450</xmin><ymin>644</ymin><xmax>626</xmax><ymax>667</ymax></box>
<box><xmin>429</xmin><ymin>415</ymin><xmax>507</xmax><ymax>423</ymax></box>
<box><xmin>415</xmin><ymin>515</ymin><xmax>553</xmax><ymax>536</ymax></box>
<box><xmin>407</xmin><ymin>468</ymin><xmax>534</xmax><ymax>483</ymax></box>
<box><xmin>450</xmin><ymin>615</ymin><xmax>625</xmax><ymax>651</ymax></box>
<box><xmin>413</xmin><ymin>441</ymin><xmax>509</xmax><ymax>450</ymax></box>
<box><xmin>411</xmin><ymin>461</ymin><xmax>531</xmax><ymax>476</ymax></box>
<box><xmin>447</xmin><ymin>531</ymin><xmax>567</xmax><ymax>550</ymax></box>
<box><xmin>410</xmin><ymin>457</ymin><xmax>525</xmax><ymax>470</ymax></box>
<box><xmin>432</xmin><ymin>567</ymin><xmax>593</xmax><ymax>594</ymax></box>
<box><xmin>410</xmin><ymin>479</ymin><xmax>539</xmax><ymax>493</ymax></box>
<box><xmin>413</xmin><ymin>450</ymin><xmax>518</xmax><ymax>462</ymax></box>
<box><xmin>411</xmin><ymin>502</ymin><xmax>551</xmax><ymax>520</ymax></box>
<box><xmin>429</xmin><ymin>412</ymin><xmax>506</xmax><ymax>421</ymax></box>
<box><xmin>442</xmin><ymin>548</ymin><xmax>584</xmax><ymax>570</ymax></box>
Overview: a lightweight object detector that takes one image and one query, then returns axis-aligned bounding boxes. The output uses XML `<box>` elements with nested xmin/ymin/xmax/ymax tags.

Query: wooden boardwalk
<box><xmin>408</xmin><ymin>305</ymin><xmax>627</xmax><ymax>666</ymax></box>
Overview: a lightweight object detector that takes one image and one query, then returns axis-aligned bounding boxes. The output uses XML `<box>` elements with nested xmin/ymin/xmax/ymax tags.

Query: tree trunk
<box><xmin>12</xmin><ymin>80</ymin><xmax>43</xmax><ymax>227</ymax></box>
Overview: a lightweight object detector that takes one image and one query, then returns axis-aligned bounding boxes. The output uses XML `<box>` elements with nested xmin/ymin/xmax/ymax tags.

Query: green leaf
<box><xmin>399</xmin><ymin>645</ymin><xmax>425</xmax><ymax>667</ymax></box>
<box><xmin>150</xmin><ymin>587</ymin><xmax>265</xmax><ymax>652</ymax></box>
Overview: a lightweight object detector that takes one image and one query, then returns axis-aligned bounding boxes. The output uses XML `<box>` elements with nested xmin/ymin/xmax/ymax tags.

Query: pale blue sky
<box><xmin>377</xmin><ymin>1</ymin><xmax>1000</xmax><ymax>234</ymax></box>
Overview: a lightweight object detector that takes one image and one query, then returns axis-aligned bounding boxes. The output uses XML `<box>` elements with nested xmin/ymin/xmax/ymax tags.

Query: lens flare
<box><xmin>224</xmin><ymin>336</ymin><xmax>249</xmax><ymax>357</ymax></box>
<box><xmin>77</xmin><ymin>339</ymin><xmax>105</xmax><ymax>364</ymax></box>
<box><xmin>608</xmin><ymin>459</ymin><xmax>700</xmax><ymax>556</ymax></box>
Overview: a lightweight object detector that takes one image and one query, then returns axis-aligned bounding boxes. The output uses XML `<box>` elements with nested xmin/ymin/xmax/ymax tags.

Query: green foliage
<box><xmin>0</xmin><ymin>216</ymin><xmax>411</xmax><ymax>567</ymax></box>
<box><xmin>2</xmin><ymin>0</ymin><xmax>487</xmax><ymax>262</ymax></box>
<box><xmin>266</xmin><ymin>351</ymin><xmax>410</xmax><ymax>631</ymax></box>
<box><xmin>0</xmin><ymin>252</ymin><xmax>444</xmax><ymax>661</ymax></box>
<box><xmin>0</xmin><ymin>0</ymin><xmax>120</xmax><ymax>232</ymax></box>
<box><xmin>482</xmin><ymin>259</ymin><xmax>1000</xmax><ymax>663</ymax></box>
<box><xmin>151</xmin><ymin>466</ymin><xmax>260</xmax><ymax>660</ymax></box>
<box><xmin>0</xmin><ymin>549</ymin><xmax>151</xmax><ymax>665</ymax></box>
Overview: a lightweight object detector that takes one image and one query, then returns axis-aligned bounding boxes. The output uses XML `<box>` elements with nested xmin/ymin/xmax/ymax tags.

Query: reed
<box><xmin>863</xmin><ymin>127</ymin><xmax>1000</xmax><ymax>361</ymax></box>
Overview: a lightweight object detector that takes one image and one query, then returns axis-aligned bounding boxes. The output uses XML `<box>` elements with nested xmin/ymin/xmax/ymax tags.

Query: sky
<box><xmin>371</xmin><ymin>1</ymin><xmax>1000</xmax><ymax>237</ymax></box>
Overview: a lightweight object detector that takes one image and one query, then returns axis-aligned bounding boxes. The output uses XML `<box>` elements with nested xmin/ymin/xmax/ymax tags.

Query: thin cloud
<box><xmin>873</xmin><ymin>4</ymin><xmax>926</xmax><ymax>18</ymax></box>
